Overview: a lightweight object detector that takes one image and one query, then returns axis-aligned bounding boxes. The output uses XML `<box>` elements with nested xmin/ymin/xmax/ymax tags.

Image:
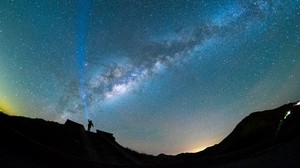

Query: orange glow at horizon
<box><xmin>184</xmin><ymin>138</ymin><xmax>221</xmax><ymax>153</ymax></box>
<box><xmin>187</xmin><ymin>146</ymin><xmax>209</xmax><ymax>153</ymax></box>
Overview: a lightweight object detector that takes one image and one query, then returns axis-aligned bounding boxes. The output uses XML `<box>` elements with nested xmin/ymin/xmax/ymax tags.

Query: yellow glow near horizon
<box><xmin>0</xmin><ymin>80</ymin><xmax>19</xmax><ymax>116</ymax></box>
<box><xmin>0</xmin><ymin>100</ymin><xmax>17</xmax><ymax>116</ymax></box>
<box><xmin>184</xmin><ymin>138</ymin><xmax>221</xmax><ymax>153</ymax></box>
<box><xmin>187</xmin><ymin>146</ymin><xmax>209</xmax><ymax>153</ymax></box>
<box><xmin>0</xmin><ymin>58</ymin><xmax>20</xmax><ymax>116</ymax></box>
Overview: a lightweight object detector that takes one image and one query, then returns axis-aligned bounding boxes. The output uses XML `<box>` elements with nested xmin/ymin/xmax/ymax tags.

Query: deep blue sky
<box><xmin>0</xmin><ymin>0</ymin><xmax>299</xmax><ymax>155</ymax></box>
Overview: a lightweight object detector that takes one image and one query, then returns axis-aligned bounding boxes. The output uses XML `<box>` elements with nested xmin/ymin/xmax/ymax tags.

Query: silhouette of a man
<box><xmin>87</xmin><ymin>119</ymin><xmax>94</xmax><ymax>132</ymax></box>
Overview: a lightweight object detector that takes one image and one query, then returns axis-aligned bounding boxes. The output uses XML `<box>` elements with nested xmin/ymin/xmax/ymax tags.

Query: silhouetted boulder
<box><xmin>65</xmin><ymin>119</ymin><xmax>85</xmax><ymax>130</ymax></box>
<box><xmin>97</xmin><ymin>129</ymin><xmax>115</xmax><ymax>141</ymax></box>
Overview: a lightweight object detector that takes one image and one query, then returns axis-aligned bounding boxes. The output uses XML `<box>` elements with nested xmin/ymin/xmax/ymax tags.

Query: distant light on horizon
<box><xmin>284</xmin><ymin>111</ymin><xmax>291</xmax><ymax>120</ymax></box>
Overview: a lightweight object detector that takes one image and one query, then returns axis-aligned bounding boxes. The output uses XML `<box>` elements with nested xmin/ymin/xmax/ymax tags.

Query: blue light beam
<box><xmin>76</xmin><ymin>0</ymin><xmax>90</xmax><ymax>119</ymax></box>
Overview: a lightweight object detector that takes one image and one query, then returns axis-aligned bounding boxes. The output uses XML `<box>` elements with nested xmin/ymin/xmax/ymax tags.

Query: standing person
<box><xmin>87</xmin><ymin>119</ymin><xmax>94</xmax><ymax>132</ymax></box>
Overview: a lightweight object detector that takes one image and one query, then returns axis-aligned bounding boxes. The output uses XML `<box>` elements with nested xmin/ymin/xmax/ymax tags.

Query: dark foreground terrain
<box><xmin>0</xmin><ymin>102</ymin><xmax>300</xmax><ymax>168</ymax></box>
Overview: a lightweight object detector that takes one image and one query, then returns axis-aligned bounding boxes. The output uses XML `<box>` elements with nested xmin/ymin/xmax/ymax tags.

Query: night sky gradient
<box><xmin>0</xmin><ymin>0</ymin><xmax>299</xmax><ymax>155</ymax></box>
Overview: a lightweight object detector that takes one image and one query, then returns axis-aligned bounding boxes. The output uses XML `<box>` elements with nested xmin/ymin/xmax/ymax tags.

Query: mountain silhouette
<box><xmin>0</xmin><ymin>101</ymin><xmax>300</xmax><ymax>167</ymax></box>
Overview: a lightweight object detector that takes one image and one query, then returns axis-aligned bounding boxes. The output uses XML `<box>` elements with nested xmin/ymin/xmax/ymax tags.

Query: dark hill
<box><xmin>0</xmin><ymin>113</ymin><xmax>151</xmax><ymax>167</ymax></box>
<box><xmin>159</xmin><ymin>102</ymin><xmax>300</xmax><ymax>167</ymax></box>
<box><xmin>0</xmin><ymin>101</ymin><xmax>300</xmax><ymax>167</ymax></box>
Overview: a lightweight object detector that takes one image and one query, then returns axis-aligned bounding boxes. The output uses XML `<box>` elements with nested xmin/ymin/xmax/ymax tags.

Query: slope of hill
<box><xmin>0</xmin><ymin>101</ymin><xmax>299</xmax><ymax>167</ymax></box>
<box><xmin>158</xmin><ymin>102</ymin><xmax>300</xmax><ymax>167</ymax></box>
<box><xmin>0</xmin><ymin>113</ymin><xmax>142</xmax><ymax>167</ymax></box>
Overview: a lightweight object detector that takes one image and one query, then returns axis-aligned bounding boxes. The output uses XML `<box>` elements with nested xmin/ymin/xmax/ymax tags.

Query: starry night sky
<box><xmin>0</xmin><ymin>0</ymin><xmax>299</xmax><ymax>155</ymax></box>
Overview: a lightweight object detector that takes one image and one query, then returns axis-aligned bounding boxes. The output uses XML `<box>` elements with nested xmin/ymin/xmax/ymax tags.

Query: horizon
<box><xmin>0</xmin><ymin>0</ymin><xmax>299</xmax><ymax>155</ymax></box>
<box><xmin>0</xmin><ymin>100</ymin><xmax>299</xmax><ymax>156</ymax></box>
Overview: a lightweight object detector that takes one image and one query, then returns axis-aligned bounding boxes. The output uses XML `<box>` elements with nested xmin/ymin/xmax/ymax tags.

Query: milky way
<box><xmin>0</xmin><ymin>0</ymin><xmax>299</xmax><ymax>155</ymax></box>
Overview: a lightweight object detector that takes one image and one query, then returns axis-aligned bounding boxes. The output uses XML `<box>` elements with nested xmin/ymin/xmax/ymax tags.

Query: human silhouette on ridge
<box><xmin>87</xmin><ymin>119</ymin><xmax>94</xmax><ymax>132</ymax></box>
